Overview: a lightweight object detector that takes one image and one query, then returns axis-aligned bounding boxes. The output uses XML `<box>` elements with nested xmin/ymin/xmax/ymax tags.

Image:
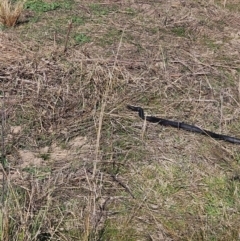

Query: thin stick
<box><xmin>63</xmin><ymin>20</ymin><xmax>72</xmax><ymax>53</ymax></box>
<box><xmin>93</xmin><ymin>100</ymin><xmax>106</xmax><ymax>178</ymax></box>
<box><xmin>111</xmin><ymin>175</ymin><xmax>135</xmax><ymax>199</ymax></box>
<box><xmin>1</xmin><ymin>89</ymin><xmax>7</xmax><ymax>240</ymax></box>
<box><xmin>1</xmin><ymin>89</ymin><xmax>7</xmax><ymax>187</ymax></box>
<box><xmin>93</xmin><ymin>29</ymin><xmax>125</xmax><ymax>177</ymax></box>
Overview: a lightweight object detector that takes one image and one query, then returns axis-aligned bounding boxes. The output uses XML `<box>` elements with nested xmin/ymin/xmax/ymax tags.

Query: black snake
<box><xmin>127</xmin><ymin>105</ymin><xmax>240</xmax><ymax>145</ymax></box>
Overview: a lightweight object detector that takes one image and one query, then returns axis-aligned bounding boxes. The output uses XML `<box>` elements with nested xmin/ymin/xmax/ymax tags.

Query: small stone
<box><xmin>10</xmin><ymin>126</ymin><xmax>22</xmax><ymax>134</ymax></box>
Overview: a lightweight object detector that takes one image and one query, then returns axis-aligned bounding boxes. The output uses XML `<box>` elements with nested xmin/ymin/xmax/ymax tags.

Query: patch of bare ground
<box><xmin>1</xmin><ymin>0</ymin><xmax>240</xmax><ymax>240</ymax></box>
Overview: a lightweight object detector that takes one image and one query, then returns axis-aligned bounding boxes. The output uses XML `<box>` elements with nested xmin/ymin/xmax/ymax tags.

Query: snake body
<box><xmin>127</xmin><ymin>105</ymin><xmax>240</xmax><ymax>145</ymax></box>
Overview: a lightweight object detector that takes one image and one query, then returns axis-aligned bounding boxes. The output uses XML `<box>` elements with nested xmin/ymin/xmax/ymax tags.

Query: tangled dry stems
<box><xmin>1</xmin><ymin>0</ymin><xmax>240</xmax><ymax>240</ymax></box>
<box><xmin>0</xmin><ymin>0</ymin><xmax>24</xmax><ymax>27</ymax></box>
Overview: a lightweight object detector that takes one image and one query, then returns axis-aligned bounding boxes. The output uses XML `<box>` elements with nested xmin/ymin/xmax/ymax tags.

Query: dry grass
<box><xmin>1</xmin><ymin>0</ymin><xmax>240</xmax><ymax>240</ymax></box>
<box><xmin>0</xmin><ymin>0</ymin><xmax>24</xmax><ymax>27</ymax></box>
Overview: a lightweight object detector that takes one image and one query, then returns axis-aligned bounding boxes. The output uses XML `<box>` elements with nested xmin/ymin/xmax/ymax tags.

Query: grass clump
<box><xmin>0</xmin><ymin>0</ymin><xmax>25</xmax><ymax>27</ymax></box>
<box><xmin>74</xmin><ymin>33</ymin><xmax>91</xmax><ymax>45</ymax></box>
<box><xmin>89</xmin><ymin>3</ymin><xmax>117</xmax><ymax>16</ymax></box>
<box><xmin>24</xmin><ymin>0</ymin><xmax>60</xmax><ymax>12</ymax></box>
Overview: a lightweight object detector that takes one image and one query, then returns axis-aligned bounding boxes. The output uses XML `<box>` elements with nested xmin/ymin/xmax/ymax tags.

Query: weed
<box><xmin>89</xmin><ymin>3</ymin><xmax>117</xmax><ymax>16</ymax></box>
<box><xmin>24</xmin><ymin>0</ymin><xmax>73</xmax><ymax>12</ymax></box>
<box><xmin>171</xmin><ymin>26</ymin><xmax>187</xmax><ymax>37</ymax></box>
<box><xmin>203</xmin><ymin>36</ymin><xmax>221</xmax><ymax>50</ymax></box>
<box><xmin>71</xmin><ymin>16</ymin><xmax>86</xmax><ymax>25</ymax></box>
<box><xmin>38</xmin><ymin>153</ymin><xmax>50</xmax><ymax>160</ymax></box>
<box><xmin>0</xmin><ymin>0</ymin><xmax>25</xmax><ymax>27</ymax></box>
<box><xmin>98</xmin><ymin>28</ymin><xmax>123</xmax><ymax>46</ymax></box>
<box><xmin>214</xmin><ymin>1</ymin><xmax>240</xmax><ymax>12</ymax></box>
<box><xmin>74</xmin><ymin>33</ymin><xmax>90</xmax><ymax>44</ymax></box>
<box><xmin>124</xmin><ymin>7</ymin><xmax>136</xmax><ymax>15</ymax></box>
<box><xmin>24</xmin><ymin>0</ymin><xmax>60</xmax><ymax>12</ymax></box>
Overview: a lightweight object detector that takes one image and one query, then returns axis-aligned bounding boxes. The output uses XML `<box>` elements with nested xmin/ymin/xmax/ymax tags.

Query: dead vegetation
<box><xmin>1</xmin><ymin>0</ymin><xmax>240</xmax><ymax>240</ymax></box>
<box><xmin>0</xmin><ymin>0</ymin><xmax>25</xmax><ymax>27</ymax></box>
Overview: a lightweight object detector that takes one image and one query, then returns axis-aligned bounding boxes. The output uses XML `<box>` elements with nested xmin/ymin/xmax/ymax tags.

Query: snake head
<box><xmin>127</xmin><ymin>105</ymin><xmax>139</xmax><ymax>111</ymax></box>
